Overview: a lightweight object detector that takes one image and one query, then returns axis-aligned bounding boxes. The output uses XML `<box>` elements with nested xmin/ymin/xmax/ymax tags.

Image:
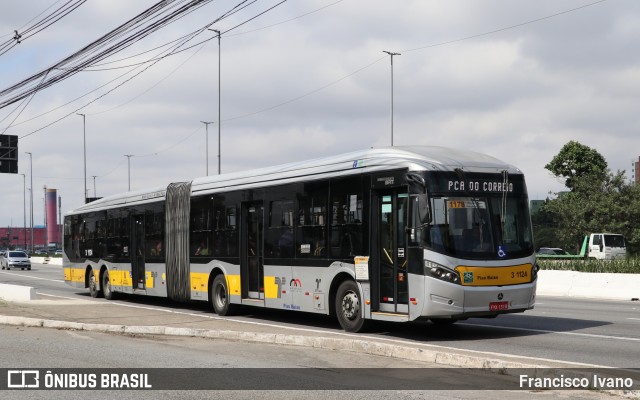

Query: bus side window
<box><xmin>330</xmin><ymin>177</ymin><xmax>365</xmax><ymax>258</ymax></box>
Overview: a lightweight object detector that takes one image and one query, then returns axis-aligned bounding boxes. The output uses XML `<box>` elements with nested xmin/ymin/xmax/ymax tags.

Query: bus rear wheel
<box><xmin>335</xmin><ymin>280</ymin><xmax>368</xmax><ymax>332</ymax></box>
<box><xmin>211</xmin><ymin>274</ymin><xmax>236</xmax><ymax>316</ymax></box>
<box><xmin>88</xmin><ymin>269</ymin><xmax>103</xmax><ymax>298</ymax></box>
<box><xmin>102</xmin><ymin>269</ymin><xmax>116</xmax><ymax>300</ymax></box>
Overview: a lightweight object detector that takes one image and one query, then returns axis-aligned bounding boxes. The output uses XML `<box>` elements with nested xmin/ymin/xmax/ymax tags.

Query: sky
<box><xmin>0</xmin><ymin>0</ymin><xmax>639</xmax><ymax>229</ymax></box>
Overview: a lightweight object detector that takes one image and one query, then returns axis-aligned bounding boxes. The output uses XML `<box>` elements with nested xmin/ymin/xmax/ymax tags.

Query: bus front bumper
<box><xmin>417</xmin><ymin>275</ymin><xmax>537</xmax><ymax>319</ymax></box>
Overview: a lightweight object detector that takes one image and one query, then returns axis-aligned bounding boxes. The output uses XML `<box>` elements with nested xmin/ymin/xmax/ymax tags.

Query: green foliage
<box><xmin>544</xmin><ymin>140</ymin><xmax>608</xmax><ymax>191</ymax></box>
<box><xmin>538</xmin><ymin>141</ymin><xmax>640</xmax><ymax>255</ymax></box>
<box><xmin>538</xmin><ymin>257</ymin><xmax>640</xmax><ymax>273</ymax></box>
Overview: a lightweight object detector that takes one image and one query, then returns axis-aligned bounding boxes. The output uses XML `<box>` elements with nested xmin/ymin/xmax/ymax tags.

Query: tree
<box><xmin>545</xmin><ymin>141</ymin><xmax>608</xmax><ymax>191</ymax></box>
<box><xmin>541</xmin><ymin>145</ymin><xmax>640</xmax><ymax>255</ymax></box>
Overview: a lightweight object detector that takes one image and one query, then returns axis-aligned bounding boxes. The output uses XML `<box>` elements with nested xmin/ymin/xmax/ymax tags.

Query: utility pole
<box><xmin>201</xmin><ymin>121</ymin><xmax>214</xmax><ymax>176</ymax></box>
<box><xmin>382</xmin><ymin>51</ymin><xmax>401</xmax><ymax>146</ymax></box>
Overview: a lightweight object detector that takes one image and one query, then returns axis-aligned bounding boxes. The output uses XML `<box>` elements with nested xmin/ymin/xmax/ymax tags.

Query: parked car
<box><xmin>0</xmin><ymin>250</ymin><xmax>31</xmax><ymax>270</ymax></box>
<box><xmin>537</xmin><ymin>247</ymin><xmax>571</xmax><ymax>256</ymax></box>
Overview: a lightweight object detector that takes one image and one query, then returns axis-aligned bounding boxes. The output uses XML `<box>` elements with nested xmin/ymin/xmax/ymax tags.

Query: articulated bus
<box><xmin>63</xmin><ymin>146</ymin><xmax>537</xmax><ymax>332</ymax></box>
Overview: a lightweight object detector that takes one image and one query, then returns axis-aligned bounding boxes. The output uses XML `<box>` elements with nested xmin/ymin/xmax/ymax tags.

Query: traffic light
<box><xmin>0</xmin><ymin>135</ymin><xmax>18</xmax><ymax>174</ymax></box>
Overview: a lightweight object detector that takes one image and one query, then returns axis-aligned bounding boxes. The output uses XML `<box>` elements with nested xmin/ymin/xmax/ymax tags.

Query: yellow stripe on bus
<box><xmin>191</xmin><ymin>272</ymin><xmax>209</xmax><ymax>292</ymax></box>
<box><xmin>456</xmin><ymin>264</ymin><xmax>533</xmax><ymax>286</ymax></box>
<box><xmin>264</xmin><ymin>276</ymin><xmax>279</xmax><ymax>299</ymax></box>
<box><xmin>188</xmin><ymin>273</ymin><xmax>241</xmax><ymax>295</ymax></box>
<box><xmin>227</xmin><ymin>274</ymin><xmax>240</xmax><ymax>296</ymax></box>
<box><xmin>64</xmin><ymin>267</ymin><xmax>85</xmax><ymax>283</ymax></box>
<box><xmin>109</xmin><ymin>270</ymin><xmax>132</xmax><ymax>287</ymax></box>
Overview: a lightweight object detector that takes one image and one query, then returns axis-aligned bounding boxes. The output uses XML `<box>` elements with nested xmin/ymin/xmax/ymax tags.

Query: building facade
<box><xmin>0</xmin><ymin>226</ymin><xmax>61</xmax><ymax>251</ymax></box>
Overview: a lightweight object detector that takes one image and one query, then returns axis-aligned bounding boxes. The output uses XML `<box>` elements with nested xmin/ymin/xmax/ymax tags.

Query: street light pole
<box><xmin>201</xmin><ymin>121</ymin><xmax>214</xmax><ymax>176</ymax></box>
<box><xmin>43</xmin><ymin>185</ymin><xmax>48</xmax><ymax>251</ymax></box>
<box><xmin>92</xmin><ymin>175</ymin><xmax>97</xmax><ymax>197</ymax></box>
<box><xmin>209</xmin><ymin>28</ymin><xmax>222</xmax><ymax>175</ymax></box>
<box><xmin>124</xmin><ymin>155</ymin><xmax>133</xmax><ymax>191</ymax></box>
<box><xmin>25</xmin><ymin>151</ymin><xmax>33</xmax><ymax>253</ymax></box>
<box><xmin>20</xmin><ymin>173</ymin><xmax>26</xmax><ymax>250</ymax></box>
<box><xmin>77</xmin><ymin>113</ymin><xmax>86</xmax><ymax>203</ymax></box>
<box><xmin>382</xmin><ymin>51</ymin><xmax>401</xmax><ymax>146</ymax></box>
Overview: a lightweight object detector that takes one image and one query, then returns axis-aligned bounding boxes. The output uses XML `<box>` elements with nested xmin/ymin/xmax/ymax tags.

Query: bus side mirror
<box><xmin>416</xmin><ymin>194</ymin><xmax>431</xmax><ymax>224</ymax></box>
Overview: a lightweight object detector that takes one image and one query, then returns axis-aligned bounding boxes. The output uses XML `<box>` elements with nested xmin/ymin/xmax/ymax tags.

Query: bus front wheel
<box><xmin>211</xmin><ymin>274</ymin><xmax>235</xmax><ymax>316</ymax></box>
<box><xmin>335</xmin><ymin>280</ymin><xmax>368</xmax><ymax>332</ymax></box>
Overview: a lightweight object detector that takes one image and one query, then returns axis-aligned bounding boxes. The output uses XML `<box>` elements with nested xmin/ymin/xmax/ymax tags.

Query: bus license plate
<box><xmin>489</xmin><ymin>301</ymin><xmax>509</xmax><ymax>311</ymax></box>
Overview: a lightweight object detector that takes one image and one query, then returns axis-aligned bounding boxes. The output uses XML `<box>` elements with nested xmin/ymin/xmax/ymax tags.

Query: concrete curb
<box><xmin>0</xmin><ymin>314</ymin><xmax>591</xmax><ymax>372</ymax></box>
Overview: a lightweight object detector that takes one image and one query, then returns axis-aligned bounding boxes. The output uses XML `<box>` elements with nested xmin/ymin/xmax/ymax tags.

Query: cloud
<box><xmin>1</xmin><ymin>0</ymin><xmax>639</xmax><ymax>230</ymax></box>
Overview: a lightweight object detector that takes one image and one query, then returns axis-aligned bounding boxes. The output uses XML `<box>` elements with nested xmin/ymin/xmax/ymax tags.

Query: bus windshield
<box><xmin>421</xmin><ymin>195</ymin><xmax>534</xmax><ymax>260</ymax></box>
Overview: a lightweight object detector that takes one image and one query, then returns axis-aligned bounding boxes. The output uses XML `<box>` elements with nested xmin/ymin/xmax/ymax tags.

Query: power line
<box><xmin>401</xmin><ymin>0</ymin><xmax>608</xmax><ymax>54</ymax></box>
<box><xmin>0</xmin><ymin>0</ymin><xmax>217</xmax><ymax>110</ymax></box>
<box><xmin>0</xmin><ymin>0</ymin><xmax>87</xmax><ymax>57</ymax></box>
<box><xmin>1</xmin><ymin>0</ymin><xmax>329</xmax><ymax>131</ymax></box>
<box><xmin>224</xmin><ymin>0</ymin><xmax>610</xmax><ymax>122</ymax></box>
<box><xmin>225</xmin><ymin>0</ymin><xmax>344</xmax><ymax>37</ymax></box>
<box><xmin>12</xmin><ymin>0</ymin><xmax>289</xmax><ymax>141</ymax></box>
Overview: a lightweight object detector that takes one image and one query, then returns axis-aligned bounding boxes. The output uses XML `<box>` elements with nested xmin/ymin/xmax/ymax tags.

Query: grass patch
<box><xmin>538</xmin><ymin>257</ymin><xmax>640</xmax><ymax>273</ymax></box>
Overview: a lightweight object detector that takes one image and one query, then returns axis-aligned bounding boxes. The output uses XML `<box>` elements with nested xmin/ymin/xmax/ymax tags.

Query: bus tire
<box><xmin>88</xmin><ymin>269</ymin><xmax>103</xmax><ymax>298</ymax></box>
<box><xmin>102</xmin><ymin>269</ymin><xmax>116</xmax><ymax>300</ymax></box>
<box><xmin>335</xmin><ymin>280</ymin><xmax>368</xmax><ymax>332</ymax></box>
<box><xmin>211</xmin><ymin>274</ymin><xmax>235</xmax><ymax>316</ymax></box>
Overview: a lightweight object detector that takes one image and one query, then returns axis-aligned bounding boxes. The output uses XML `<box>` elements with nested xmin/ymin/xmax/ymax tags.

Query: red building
<box><xmin>0</xmin><ymin>225</ymin><xmax>61</xmax><ymax>250</ymax></box>
<box><xmin>634</xmin><ymin>157</ymin><xmax>640</xmax><ymax>184</ymax></box>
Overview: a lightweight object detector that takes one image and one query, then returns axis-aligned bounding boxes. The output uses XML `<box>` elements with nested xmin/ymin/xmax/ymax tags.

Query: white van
<box><xmin>588</xmin><ymin>233</ymin><xmax>626</xmax><ymax>260</ymax></box>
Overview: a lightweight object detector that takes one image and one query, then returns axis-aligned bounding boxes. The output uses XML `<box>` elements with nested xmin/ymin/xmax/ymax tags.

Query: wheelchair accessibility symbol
<box><xmin>497</xmin><ymin>246</ymin><xmax>507</xmax><ymax>258</ymax></box>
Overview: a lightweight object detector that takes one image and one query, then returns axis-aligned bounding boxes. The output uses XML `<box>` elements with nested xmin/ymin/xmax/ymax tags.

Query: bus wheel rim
<box><xmin>341</xmin><ymin>290</ymin><xmax>359</xmax><ymax>320</ymax></box>
<box><xmin>89</xmin><ymin>273</ymin><xmax>97</xmax><ymax>292</ymax></box>
<box><xmin>215</xmin><ymin>283</ymin><xmax>227</xmax><ymax>308</ymax></box>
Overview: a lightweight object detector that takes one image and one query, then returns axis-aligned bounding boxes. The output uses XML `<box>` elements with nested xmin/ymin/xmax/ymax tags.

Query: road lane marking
<box><xmin>30</xmin><ymin>294</ymin><xmax>608</xmax><ymax>368</ymax></box>
<box><xmin>0</xmin><ymin>271</ymin><xmax>65</xmax><ymax>283</ymax></box>
<box><xmin>22</xmin><ymin>290</ymin><xmax>639</xmax><ymax>366</ymax></box>
<box><xmin>627</xmin><ymin>318</ymin><xmax>640</xmax><ymax>321</ymax></box>
<box><xmin>460</xmin><ymin>322</ymin><xmax>640</xmax><ymax>342</ymax></box>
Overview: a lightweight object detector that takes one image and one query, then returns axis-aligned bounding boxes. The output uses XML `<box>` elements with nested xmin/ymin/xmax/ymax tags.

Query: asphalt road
<box><xmin>2</xmin><ymin>262</ymin><xmax>640</xmax><ymax>368</ymax></box>
<box><xmin>0</xmin><ymin>324</ymin><xmax>616</xmax><ymax>400</ymax></box>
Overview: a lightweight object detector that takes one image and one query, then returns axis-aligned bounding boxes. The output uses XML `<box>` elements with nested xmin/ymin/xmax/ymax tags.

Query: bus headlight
<box><xmin>531</xmin><ymin>262</ymin><xmax>540</xmax><ymax>281</ymax></box>
<box><xmin>425</xmin><ymin>261</ymin><xmax>461</xmax><ymax>285</ymax></box>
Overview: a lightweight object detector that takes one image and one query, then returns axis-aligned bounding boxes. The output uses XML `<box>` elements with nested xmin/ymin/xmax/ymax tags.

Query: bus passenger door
<box><xmin>130</xmin><ymin>214</ymin><xmax>146</xmax><ymax>290</ymax></box>
<box><xmin>377</xmin><ymin>190</ymin><xmax>409</xmax><ymax>313</ymax></box>
<box><xmin>242</xmin><ymin>202</ymin><xmax>264</xmax><ymax>300</ymax></box>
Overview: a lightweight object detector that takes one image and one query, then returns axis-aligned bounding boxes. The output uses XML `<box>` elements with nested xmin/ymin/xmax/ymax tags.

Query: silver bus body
<box><xmin>63</xmin><ymin>146</ymin><xmax>537</xmax><ymax>331</ymax></box>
